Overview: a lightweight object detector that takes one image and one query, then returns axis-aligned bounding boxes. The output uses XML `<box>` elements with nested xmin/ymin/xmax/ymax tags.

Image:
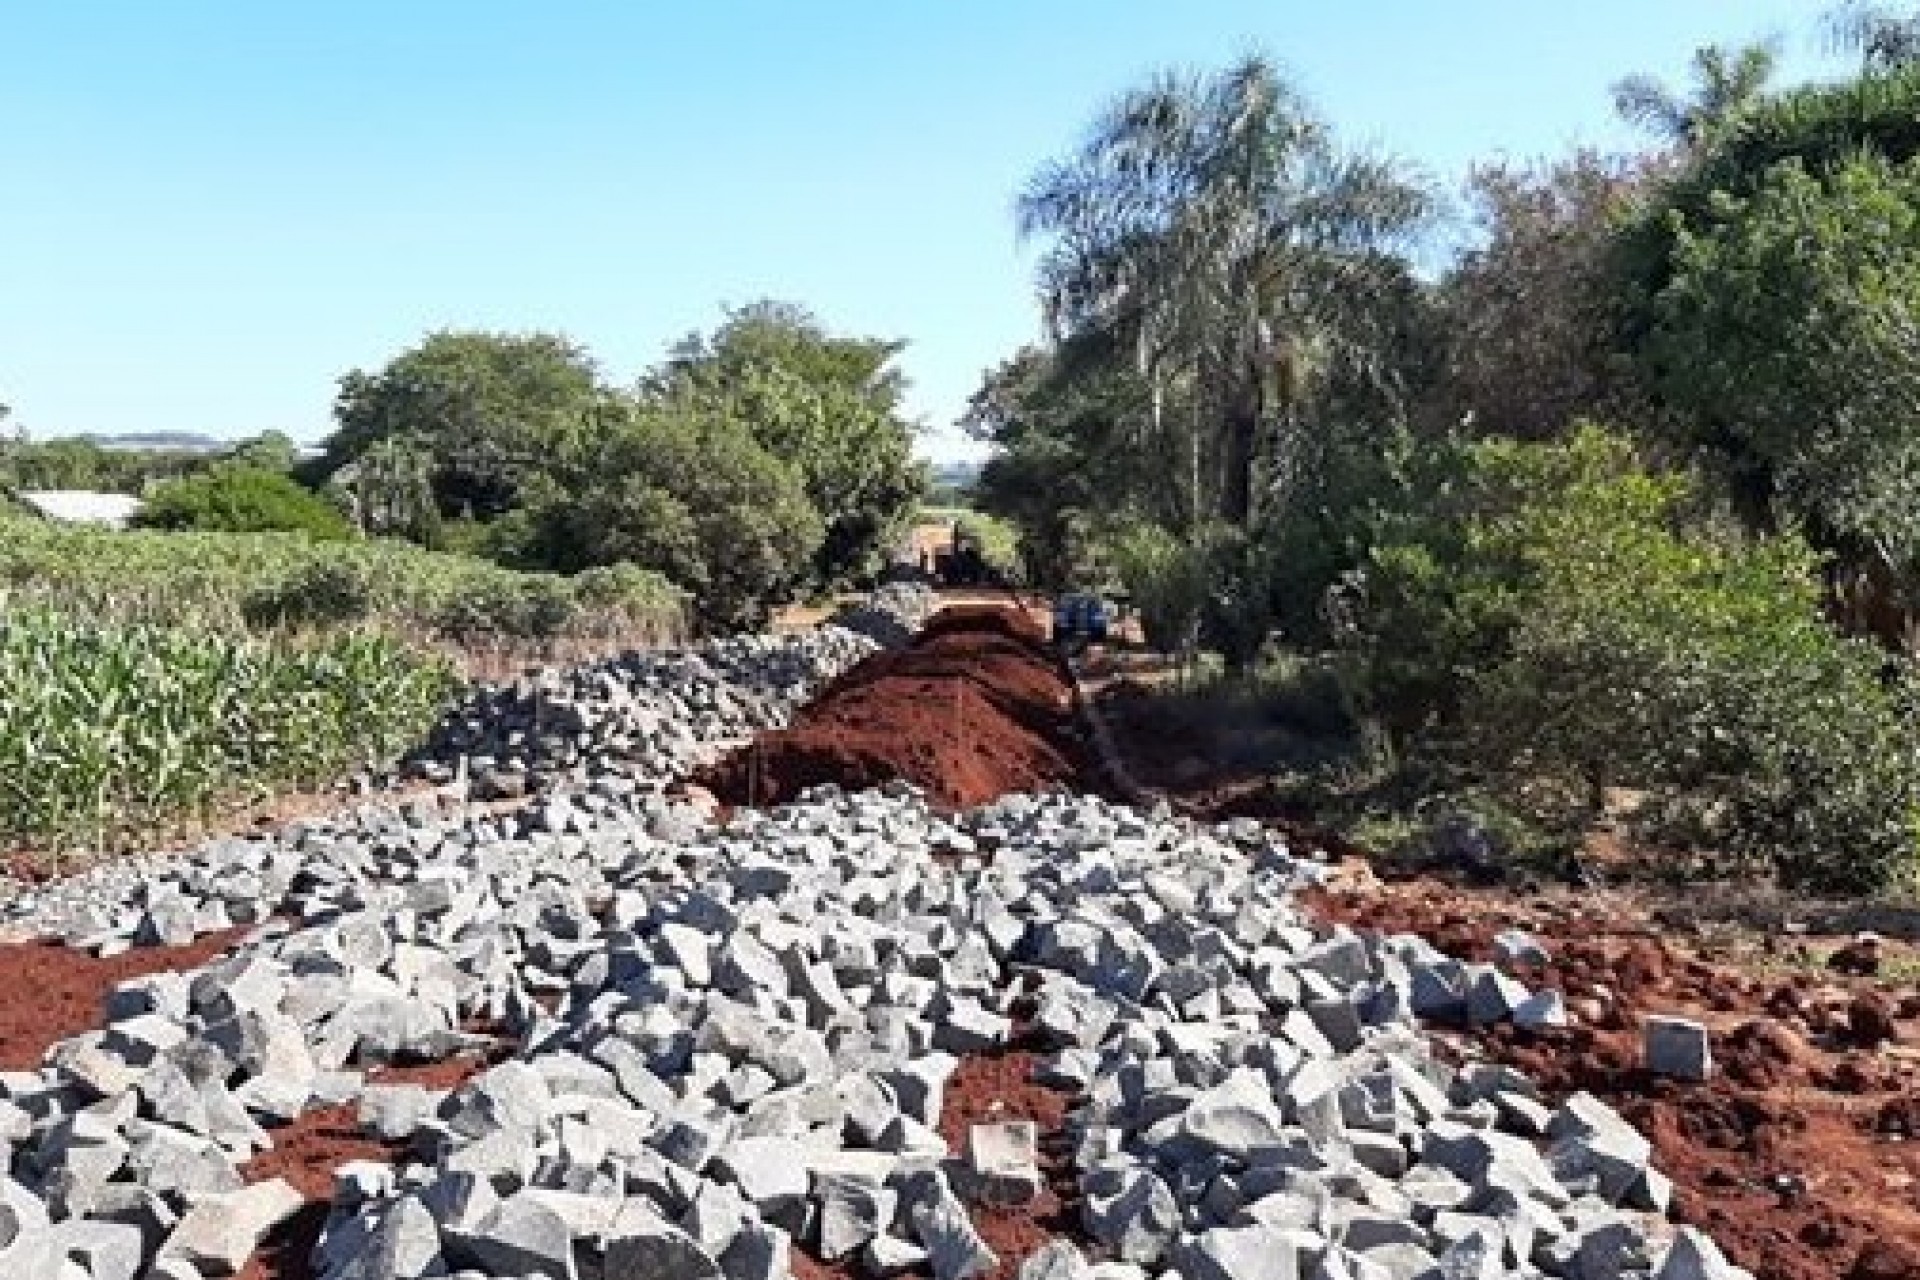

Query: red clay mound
<box><xmin>704</xmin><ymin>605</ymin><xmax>1102</xmax><ymax>810</ymax></box>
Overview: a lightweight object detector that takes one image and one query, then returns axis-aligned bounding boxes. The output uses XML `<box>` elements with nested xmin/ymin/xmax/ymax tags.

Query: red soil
<box><xmin>935</xmin><ymin>1040</ymin><xmax>1080</xmax><ymax>1279</ymax></box>
<box><xmin>238</xmin><ymin>1053</ymin><xmax>491</xmax><ymax>1280</ymax></box>
<box><xmin>1306</xmin><ymin>881</ymin><xmax>1920</xmax><ymax>1280</ymax></box>
<box><xmin>704</xmin><ymin>606</ymin><xmax>1103</xmax><ymax>810</ymax></box>
<box><xmin>790</xmin><ymin>1018</ymin><xmax>1082</xmax><ymax>1280</ymax></box>
<box><xmin>0</xmin><ymin>926</ymin><xmax>259</xmax><ymax>1070</ymax></box>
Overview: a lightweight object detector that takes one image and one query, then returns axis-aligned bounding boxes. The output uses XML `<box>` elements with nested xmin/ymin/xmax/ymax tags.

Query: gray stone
<box><xmin>1644</xmin><ymin>1016</ymin><xmax>1713</xmax><ymax>1082</ymax></box>
<box><xmin>1177</xmin><ymin>1074</ymin><xmax>1289</xmax><ymax>1161</ymax></box>
<box><xmin>1465</xmin><ymin>969</ymin><xmax>1530</xmax><ymax>1025</ymax></box>
<box><xmin>604</xmin><ymin>1199</ymin><xmax>722</xmax><ymax>1280</ymax></box>
<box><xmin>716</xmin><ymin>1135</ymin><xmax>810</xmax><ymax>1211</ymax></box>
<box><xmin>1182</xmin><ymin>1224</ymin><xmax>1305</xmax><ymax>1280</ymax></box>
<box><xmin>359</xmin><ymin>1084</ymin><xmax>440</xmax><ymax>1141</ymax></box>
<box><xmin>911</xmin><ymin>1183</ymin><xmax>999</xmax><ymax>1280</ymax></box>
<box><xmin>718</xmin><ymin>1219</ymin><xmax>789</xmax><ymax>1280</ymax></box>
<box><xmin>463</xmin><ymin>1192</ymin><xmax>576</xmax><ymax>1280</ymax></box>
<box><xmin>46</xmin><ymin>1219</ymin><xmax>145</xmax><ymax>1280</ymax></box>
<box><xmin>159</xmin><ymin>1178</ymin><xmax>304</xmax><ymax>1277</ymax></box>
<box><xmin>1657</xmin><ymin>1227</ymin><xmax>1741</xmax><ymax>1280</ymax></box>
<box><xmin>1019</xmin><ymin>1240</ymin><xmax>1092</xmax><ymax>1280</ymax></box>
<box><xmin>863</xmin><ymin>1232</ymin><xmax>930</xmax><ymax>1276</ymax></box>
<box><xmin>1492</xmin><ymin>930</ymin><xmax>1550</xmax><ymax>967</ymax></box>
<box><xmin>1548</xmin><ymin>1093</ymin><xmax>1654</xmax><ymax>1205</ymax></box>
<box><xmin>966</xmin><ymin>1121</ymin><xmax>1042</xmax><ymax>1204</ymax></box>
<box><xmin>1082</xmin><ymin>1164</ymin><xmax>1179</xmax><ymax>1265</ymax></box>
<box><xmin>328</xmin><ymin>1195</ymin><xmax>444</xmax><ymax>1280</ymax></box>
<box><xmin>1512</xmin><ymin>989</ymin><xmax>1568</xmax><ymax>1030</ymax></box>
<box><xmin>815</xmin><ymin>1174</ymin><xmax>897</xmax><ymax>1261</ymax></box>
<box><xmin>659</xmin><ymin>922</ymin><xmax>714</xmax><ymax>988</ymax></box>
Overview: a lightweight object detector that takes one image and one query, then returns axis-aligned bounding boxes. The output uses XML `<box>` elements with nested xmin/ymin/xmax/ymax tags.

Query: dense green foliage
<box><xmin>1334</xmin><ymin>429</ymin><xmax>1920</xmax><ymax>891</ymax></box>
<box><xmin>974</xmin><ymin>35</ymin><xmax>1920</xmax><ymax>891</ymax></box>
<box><xmin>513</xmin><ymin>407</ymin><xmax>824</xmax><ymax>631</ymax></box>
<box><xmin>0</xmin><ymin>611</ymin><xmax>456</xmax><ymax>855</ymax></box>
<box><xmin>136</xmin><ymin>465</ymin><xmax>356</xmax><ymax>539</ymax></box>
<box><xmin>0</xmin><ymin>431</ymin><xmax>304</xmax><ymax>496</ymax></box>
<box><xmin>650</xmin><ymin>303</ymin><xmax>923</xmax><ymax>589</ymax></box>
<box><xmin>312</xmin><ymin>307</ymin><xmax>921</xmax><ymax>628</ymax></box>
<box><xmin>0</xmin><ymin>437</ymin><xmax>207</xmax><ymax>494</ymax></box>
<box><xmin>0</xmin><ymin>515</ymin><xmax>685</xmax><ymax>645</ymax></box>
<box><xmin>1642</xmin><ymin>154</ymin><xmax>1920</xmax><ymax>567</ymax></box>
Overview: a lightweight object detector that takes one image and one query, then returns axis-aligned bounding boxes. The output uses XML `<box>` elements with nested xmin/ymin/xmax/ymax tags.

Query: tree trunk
<box><xmin>1219</xmin><ymin>400</ymin><xmax>1259</xmax><ymax>527</ymax></box>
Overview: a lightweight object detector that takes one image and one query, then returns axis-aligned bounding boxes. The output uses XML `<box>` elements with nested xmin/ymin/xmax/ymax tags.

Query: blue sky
<box><xmin>1</xmin><ymin>1</ymin><xmax>1840</xmax><ymax>464</ymax></box>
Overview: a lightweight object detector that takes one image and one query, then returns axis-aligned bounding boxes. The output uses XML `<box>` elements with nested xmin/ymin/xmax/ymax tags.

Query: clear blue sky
<box><xmin>1</xmin><ymin>1</ymin><xmax>1839</xmax><ymax>464</ymax></box>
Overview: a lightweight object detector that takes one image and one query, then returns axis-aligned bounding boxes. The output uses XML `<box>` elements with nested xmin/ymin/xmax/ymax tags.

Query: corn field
<box><xmin>0</xmin><ymin>516</ymin><xmax>688</xmax><ymax>648</ymax></box>
<box><xmin>0</xmin><ymin>610</ymin><xmax>458</xmax><ymax>858</ymax></box>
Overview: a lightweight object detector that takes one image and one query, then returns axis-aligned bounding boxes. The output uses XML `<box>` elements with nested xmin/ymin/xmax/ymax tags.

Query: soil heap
<box><xmin>703</xmin><ymin>605</ymin><xmax>1101</xmax><ymax>810</ymax></box>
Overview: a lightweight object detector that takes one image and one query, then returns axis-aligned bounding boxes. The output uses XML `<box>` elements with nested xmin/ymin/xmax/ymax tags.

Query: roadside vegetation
<box><xmin>0</xmin><ymin>302</ymin><xmax>925</xmax><ymax>854</ymax></box>
<box><xmin>975</xmin><ymin>13</ymin><xmax>1920</xmax><ymax>895</ymax></box>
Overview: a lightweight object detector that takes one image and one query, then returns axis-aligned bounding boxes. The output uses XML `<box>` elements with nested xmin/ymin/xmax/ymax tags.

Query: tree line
<box><xmin>968</xmin><ymin>8</ymin><xmax>1920</xmax><ymax>892</ymax></box>
<box><xmin>3</xmin><ymin>303</ymin><xmax>927</xmax><ymax>631</ymax></box>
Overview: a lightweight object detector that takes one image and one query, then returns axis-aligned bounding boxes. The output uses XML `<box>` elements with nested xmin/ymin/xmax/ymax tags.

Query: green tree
<box><xmin>223</xmin><ymin>430</ymin><xmax>301</xmax><ymax>473</ymax></box>
<box><xmin>648</xmin><ymin>302</ymin><xmax>922</xmax><ymax>587</ymax></box>
<box><xmin>135</xmin><ymin>466</ymin><xmax>354</xmax><ymax>539</ymax></box>
<box><xmin>322</xmin><ymin>331</ymin><xmax>609</xmax><ymax>522</ymax></box>
<box><xmin>1017</xmin><ymin>56</ymin><xmax>1433</xmax><ymax>531</ymax></box>
<box><xmin>1641</xmin><ymin>152</ymin><xmax>1920</xmax><ymax>577</ymax></box>
<box><xmin>1610</xmin><ymin>42</ymin><xmax>1779</xmax><ymax>148</ymax></box>
<box><xmin>332</xmin><ymin>435</ymin><xmax>443</xmax><ymax>546</ymax></box>
<box><xmin>519</xmin><ymin>406</ymin><xmax>822</xmax><ymax>631</ymax></box>
<box><xmin>964</xmin><ymin>345</ymin><xmax>1161</xmax><ymax>590</ymax></box>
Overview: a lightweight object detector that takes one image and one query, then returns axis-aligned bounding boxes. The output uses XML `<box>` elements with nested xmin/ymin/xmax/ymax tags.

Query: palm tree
<box><xmin>1610</xmin><ymin>42</ymin><xmax>1779</xmax><ymax>147</ymax></box>
<box><xmin>1825</xmin><ymin>3</ymin><xmax>1920</xmax><ymax>72</ymax></box>
<box><xmin>1017</xmin><ymin>55</ymin><xmax>1432</xmax><ymax>531</ymax></box>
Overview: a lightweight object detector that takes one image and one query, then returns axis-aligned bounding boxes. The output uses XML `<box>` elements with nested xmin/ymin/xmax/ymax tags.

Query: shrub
<box><xmin>241</xmin><ymin>561</ymin><xmax>374</xmax><ymax>631</ymax></box>
<box><xmin>1344</xmin><ymin>425</ymin><xmax>1920</xmax><ymax>891</ymax></box>
<box><xmin>434</xmin><ymin>575</ymin><xmax>580</xmax><ymax>642</ymax></box>
<box><xmin>1107</xmin><ymin>522</ymin><xmax>1210</xmax><ymax>653</ymax></box>
<box><xmin>137</xmin><ymin>466</ymin><xmax>354</xmax><ymax>539</ymax></box>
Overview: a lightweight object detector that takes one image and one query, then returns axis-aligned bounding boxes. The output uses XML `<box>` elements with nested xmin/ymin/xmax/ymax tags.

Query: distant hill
<box><xmin>78</xmin><ymin>432</ymin><xmax>231</xmax><ymax>454</ymax></box>
<box><xmin>930</xmin><ymin>460</ymin><xmax>981</xmax><ymax>489</ymax></box>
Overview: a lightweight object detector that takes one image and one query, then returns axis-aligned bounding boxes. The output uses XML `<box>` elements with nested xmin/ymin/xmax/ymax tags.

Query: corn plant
<box><xmin>0</xmin><ymin>610</ymin><xmax>458</xmax><ymax>859</ymax></box>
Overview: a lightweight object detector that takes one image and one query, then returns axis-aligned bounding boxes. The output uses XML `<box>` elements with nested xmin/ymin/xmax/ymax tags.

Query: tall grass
<box><xmin>0</xmin><ymin>610</ymin><xmax>459</xmax><ymax>858</ymax></box>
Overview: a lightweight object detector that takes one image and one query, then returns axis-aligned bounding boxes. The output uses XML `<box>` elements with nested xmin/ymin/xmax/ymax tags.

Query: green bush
<box><xmin>1107</xmin><ymin>522</ymin><xmax>1210</xmax><ymax>653</ymax></box>
<box><xmin>523</xmin><ymin>407</ymin><xmax>822</xmax><ymax>632</ymax></box>
<box><xmin>242</xmin><ymin>561</ymin><xmax>374</xmax><ymax>631</ymax></box>
<box><xmin>434</xmin><ymin>574</ymin><xmax>580</xmax><ymax>642</ymax></box>
<box><xmin>954</xmin><ymin>512</ymin><xmax>1023</xmax><ymax>581</ymax></box>
<box><xmin>137</xmin><ymin>466</ymin><xmax>354</xmax><ymax>539</ymax></box>
<box><xmin>1345</xmin><ymin>425</ymin><xmax>1920</xmax><ymax>892</ymax></box>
